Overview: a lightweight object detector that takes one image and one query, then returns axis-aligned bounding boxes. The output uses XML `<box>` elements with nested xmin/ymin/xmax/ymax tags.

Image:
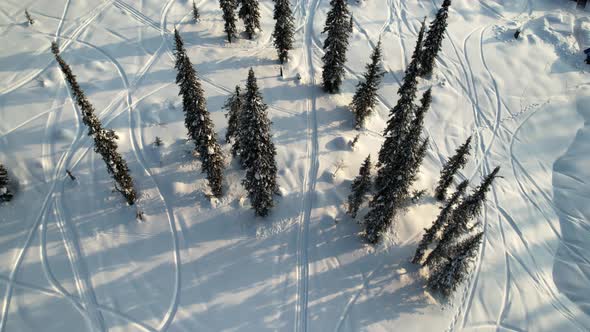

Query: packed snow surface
<box><xmin>0</xmin><ymin>0</ymin><xmax>589</xmax><ymax>331</ymax></box>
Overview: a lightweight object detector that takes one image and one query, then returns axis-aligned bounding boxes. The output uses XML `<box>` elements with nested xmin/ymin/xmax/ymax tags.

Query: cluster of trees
<box><xmin>51</xmin><ymin>42</ymin><xmax>137</xmax><ymax>205</ymax></box>
<box><xmin>217</xmin><ymin>0</ymin><xmax>262</xmax><ymax>41</ymax></box>
<box><xmin>174</xmin><ymin>31</ymin><xmax>278</xmax><ymax>216</ymax></box>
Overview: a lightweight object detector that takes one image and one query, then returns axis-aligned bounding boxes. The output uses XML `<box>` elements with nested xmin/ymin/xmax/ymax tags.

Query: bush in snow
<box><xmin>25</xmin><ymin>9</ymin><xmax>34</xmax><ymax>25</ymax></box>
<box><xmin>240</xmin><ymin>68</ymin><xmax>278</xmax><ymax>216</ymax></box>
<box><xmin>192</xmin><ymin>1</ymin><xmax>200</xmax><ymax>23</ymax></box>
<box><xmin>0</xmin><ymin>164</ymin><xmax>13</xmax><ymax>202</ymax></box>
<box><xmin>321</xmin><ymin>0</ymin><xmax>351</xmax><ymax>93</ymax></box>
<box><xmin>51</xmin><ymin>42</ymin><xmax>137</xmax><ymax>205</ymax></box>
<box><xmin>174</xmin><ymin>30</ymin><xmax>225</xmax><ymax>197</ymax></box>
<box><xmin>347</xmin><ymin>155</ymin><xmax>372</xmax><ymax>218</ymax></box>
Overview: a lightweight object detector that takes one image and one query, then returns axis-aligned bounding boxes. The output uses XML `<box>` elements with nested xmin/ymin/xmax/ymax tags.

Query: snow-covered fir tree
<box><xmin>25</xmin><ymin>9</ymin><xmax>34</xmax><ymax>25</ymax></box>
<box><xmin>364</xmin><ymin>88</ymin><xmax>431</xmax><ymax>244</ymax></box>
<box><xmin>424</xmin><ymin>166</ymin><xmax>500</xmax><ymax>271</ymax></box>
<box><xmin>411</xmin><ymin>17</ymin><xmax>427</xmax><ymax>73</ymax></box>
<box><xmin>173</xmin><ymin>30</ymin><xmax>225</xmax><ymax>197</ymax></box>
<box><xmin>0</xmin><ymin>164</ymin><xmax>13</xmax><ymax>202</ymax></box>
<box><xmin>412</xmin><ymin>179</ymin><xmax>468</xmax><ymax>265</ymax></box>
<box><xmin>350</xmin><ymin>39</ymin><xmax>384</xmax><ymax>129</ymax></box>
<box><xmin>435</xmin><ymin>136</ymin><xmax>472</xmax><ymax>201</ymax></box>
<box><xmin>51</xmin><ymin>42</ymin><xmax>137</xmax><ymax>205</ymax></box>
<box><xmin>224</xmin><ymin>85</ymin><xmax>243</xmax><ymax>157</ymax></box>
<box><xmin>321</xmin><ymin>0</ymin><xmax>351</xmax><ymax>93</ymax></box>
<box><xmin>427</xmin><ymin>232</ymin><xmax>483</xmax><ymax>299</ymax></box>
<box><xmin>192</xmin><ymin>1</ymin><xmax>200</xmax><ymax>22</ymax></box>
<box><xmin>347</xmin><ymin>155</ymin><xmax>372</xmax><ymax>218</ymax></box>
<box><xmin>239</xmin><ymin>0</ymin><xmax>261</xmax><ymax>39</ymax></box>
<box><xmin>220</xmin><ymin>0</ymin><xmax>238</xmax><ymax>43</ymax></box>
<box><xmin>272</xmin><ymin>0</ymin><xmax>294</xmax><ymax>64</ymax></box>
<box><xmin>240</xmin><ymin>68</ymin><xmax>278</xmax><ymax>216</ymax></box>
<box><xmin>420</xmin><ymin>0</ymin><xmax>451</xmax><ymax>77</ymax></box>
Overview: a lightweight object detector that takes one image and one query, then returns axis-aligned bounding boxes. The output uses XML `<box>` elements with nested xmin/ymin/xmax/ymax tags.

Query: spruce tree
<box><xmin>272</xmin><ymin>0</ymin><xmax>295</xmax><ymax>64</ymax></box>
<box><xmin>239</xmin><ymin>0</ymin><xmax>261</xmax><ymax>39</ymax></box>
<box><xmin>224</xmin><ymin>85</ymin><xmax>243</xmax><ymax>157</ymax></box>
<box><xmin>192</xmin><ymin>1</ymin><xmax>200</xmax><ymax>22</ymax></box>
<box><xmin>25</xmin><ymin>9</ymin><xmax>34</xmax><ymax>25</ymax></box>
<box><xmin>424</xmin><ymin>167</ymin><xmax>500</xmax><ymax>270</ymax></box>
<box><xmin>347</xmin><ymin>155</ymin><xmax>372</xmax><ymax>218</ymax></box>
<box><xmin>427</xmin><ymin>232</ymin><xmax>483</xmax><ymax>299</ymax></box>
<box><xmin>0</xmin><ymin>164</ymin><xmax>13</xmax><ymax>202</ymax></box>
<box><xmin>412</xmin><ymin>180</ymin><xmax>468</xmax><ymax>265</ymax></box>
<box><xmin>240</xmin><ymin>68</ymin><xmax>278</xmax><ymax>216</ymax></box>
<box><xmin>435</xmin><ymin>136</ymin><xmax>471</xmax><ymax>201</ymax></box>
<box><xmin>173</xmin><ymin>30</ymin><xmax>225</xmax><ymax>197</ymax></box>
<box><xmin>52</xmin><ymin>42</ymin><xmax>137</xmax><ymax>205</ymax></box>
<box><xmin>220</xmin><ymin>0</ymin><xmax>238</xmax><ymax>43</ymax></box>
<box><xmin>412</xmin><ymin>17</ymin><xmax>427</xmax><ymax>73</ymax></box>
<box><xmin>420</xmin><ymin>0</ymin><xmax>451</xmax><ymax>77</ymax></box>
<box><xmin>321</xmin><ymin>0</ymin><xmax>351</xmax><ymax>93</ymax></box>
<box><xmin>350</xmin><ymin>39</ymin><xmax>384</xmax><ymax>129</ymax></box>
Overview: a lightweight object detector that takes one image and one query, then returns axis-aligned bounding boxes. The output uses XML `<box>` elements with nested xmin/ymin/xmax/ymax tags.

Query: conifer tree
<box><xmin>321</xmin><ymin>0</ymin><xmax>351</xmax><ymax>93</ymax></box>
<box><xmin>0</xmin><ymin>164</ymin><xmax>13</xmax><ymax>202</ymax></box>
<box><xmin>412</xmin><ymin>17</ymin><xmax>427</xmax><ymax>73</ymax></box>
<box><xmin>25</xmin><ymin>9</ymin><xmax>34</xmax><ymax>25</ymax></box>
<box><xmin>192</xmin><ymin>1</ymin><xmax>200</xmax><ymax>22</ymax></box>
<box><xmin>224</xmin><ymin>85</ymin><xmax>243</xmax><ymax>157</ymax></box>
<box><xmin>240</xmin><ymin>69</ymin><xmax>278</xmax><ymax>216</ymax></box>
<box><xmin>239</xmin><ymin>0</ymin><xmax>261</xmax><ymax>39</ymax></box>
<box><xmin>220</xmin><ymin>0</ymin><xmax>238</xmax><ymax>43</ymax></box>
<box><xmin>173</xmin><ymin>30</ymin><xmax>225</xmax><ymax>197</ymax></box>
<box><xmin>412</xmin><ymin>180</ymin><xmax>468</xmax><ymax>265</ymax></box>
<box><xmin>51</xmin><ymin>42</ymin><xmax>137</xmax><ymax>205</ymax></box>
<box><xmin>350</xmin><ymin>39</ymin><xmax>384</xmax><ymax>129</ymax></box>
<box><xmin>420</xmin><ymin>0</ymin><xmax>451</xmax><ymax>77</ymax></box>
<box><xmin>424</xmin><ymin>167</ymin><xmax>500</xmax><ymax>270</ymax></box>
<box><xmin>272</xmin><ymin>0</ymin><xmax>295</xmax><ymax>64</ymax></box>
<box><xmin>427</xmin><ymin>232</ymin><xmax>483</xmax><ymax>298</ymax></box>
<box><xmin>347</xmin><ymin>155</ymin><xmax>372</xmax><ymax>218</ymax></box>
<box><xmin>435</xmin><ymin>136</ymin><xmax>471</xmax><ymax>201</ymax></box>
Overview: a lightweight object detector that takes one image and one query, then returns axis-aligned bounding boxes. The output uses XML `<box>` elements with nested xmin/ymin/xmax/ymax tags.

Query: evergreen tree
<box><xmin>347</xmin><ymin>155</ymin><xmax>372</xmax><ymax>218</ymax></box>
<box><xmin>192</xmin><ymin>1</ymin><xmax>200</xmax><ymax>22</ymax></box>
<box><xmin>239</xmin><ymin>0</ymin><xmax>261</xmax><ymax>39</ymax></box>
<box><xmin>427</xmin><ymin>232</ymin><xmax>483</xmax><ymax>299</ymax></box>
<box><xmin>363</xmin><ymin>88</ymin><xmax>431</xmax><ymax>244</ymax></box>
<box><xmin>350</xmin><ymin>39</ymin><xmax>384</xmax><ymax>129</ymax></box>
<box><xmin>25</xmin><ymin>9</ymin><xmax>34</xmax><ymax>25</ymax></box>
<box><xmin>411</xmin><ymin>17</ymin><xmax>427</xmax><ymax>73</ymax></box>
<box><xmin>412</xmin><ymin>180</ymin><xmax>468</xmax><ymax>265</ymax></box>
<box><xmin>435</xmin><ymin>136</ymin><xmax>472</xmax><ymax>201</ymax></box>
<box><xmin>52</xmin><ymin>42</ymin><xmax>137</xmax><ymax>205</ymax></box>
<box><xmin>224</xmin><ymin>85</ymin><xmax>243</xmax><ymax>157</ymax></box>
<box><xmin>420</xmin><ymin>0</ymin><xmax>452</xmax><ymax>77</ymax></box>
<box><xmin>272</xmin><ymin>0</ymin><xmax>295</xmax><ymax>64</ymax></box>
<box><xmin>424</xmin><ymin>166</ymin><xmax>500</xmax><ymax>270</ymax></box>
<box><xmin>321</xmin><ymin>0</ymin><xmax>351</xmax><ymax>93</ymax></box>
<box><xmin>240</xmin><ymin>68</ymin><xmax>278</xmax><ymax>216</ymax></box>
<box><xmin>220</xmin><ymin>0</ymin><xmax>238</xmax><ymax>43</ymax></box>
<box><xmin>0</xmin><ymin>164</ymin><xmax>13</xmax><ymax>202</ymax></box>
<box><xmin>173</xmin><ymin>30</ymin><xmax>225</xmax><ymax>197</ymax></box>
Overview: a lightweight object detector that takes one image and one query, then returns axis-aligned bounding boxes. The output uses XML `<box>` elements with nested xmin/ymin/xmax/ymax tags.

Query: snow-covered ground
<box><xmin>0</xmin><ymin>0</ymin><xmax>589</xmax><ymax>331</ymax></box>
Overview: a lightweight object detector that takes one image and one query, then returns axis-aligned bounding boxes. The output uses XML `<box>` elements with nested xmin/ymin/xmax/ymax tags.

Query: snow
<box><xmin>0</xmin><ymin>0</ymin><xmax>589</xmax><ymax>331</ymax></box>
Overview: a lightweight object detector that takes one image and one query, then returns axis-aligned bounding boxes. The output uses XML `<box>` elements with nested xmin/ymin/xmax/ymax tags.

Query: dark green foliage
<box><xmin>239</xmin><ymin>0</ymin><xmax>261</xmax><ymax>39</ymax></box>
<box><xmin>347</xmin><ymin>155</ymin><xmax>372</xmax><ymax>218</ymax></box>
<box><xmin>220</xmin><ymin>0</ymin><xmax>238</xmax><ymax>43</ymax></box>
<box><xmin>321</xmin><ymin>0</ymin><xmax>351</xmax><ymax>93</ymax></box>
<box><xmin>412</xmin><ymin>180</ymin><xmax>468</xmax><ymax>265</ymax></box>
<box><xmin>420</xmin><ymin>0</ymin><xmax>451</xmax><ymax>77</ymax></box>
<box><xmin>192</xmin><ymin>1</ymin><xmax>200</xmax><ymax>22</ymax></box>
<box><xmin>350</xmin><ymin>39</ymin><xmax>384</xmax><ymax>129</ymax></box>
<box><xmin>0</xmin><ymin>164</ymin><xmax>13</xmax><ymax>202</ymax></box>
<box><xmin>272</xmin><ymin>0</ymin><xmax>295</xmax><ymax>64</ymax></box>
<box><xmin>427</xmin><ymin>232</ymin><xmax>483</xmax><ymax>299</ymax></box>
<box><xmin>424</xmin><ymin>167</ymin><xmax>499</xmax><ymax>271</ymax></box>
<box><xmin>173</xmin><ymin>30</ymin><xmax>225</xmax><ymax>197</ymax></box>
<box><xmin>435</xmin><ymin>136</ymin><xmax>472</xmax><ymax>201</ymax></box>
<box><xmin>240</xmin><ymin>69</ymin><xmax>278</xmax><ymax>216</ymax></box>
<box><xmin>224</xmin><ymin>85</ymin><xmax>243</xmax><ymax>157</ymax></box>
<box><xmin>52</xmin><ymin>42</ymin><xmax>137</xmax><ymax>205</ymax></box>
